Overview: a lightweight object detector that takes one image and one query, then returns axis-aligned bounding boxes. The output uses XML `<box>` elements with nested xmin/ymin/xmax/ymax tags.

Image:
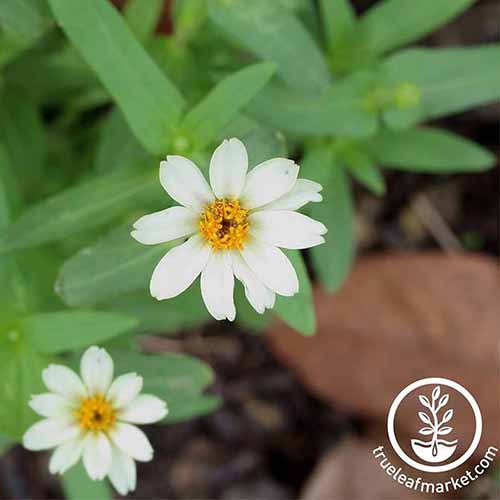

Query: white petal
<box><xmin>23</xmin><ymin>419</ymin><xmax>80</xmax><ymax>451</ymax></box>
<box><xmin>29</xmin><ymin>393</ymin><xmax>72</xmax><ymax>418</ymax></box>
<box><xmin>106</xmin><ymin>373</ymin><xmax>143</xmax><ymax>409</ymax></box>
<box><xmin>241</xmin><ymin>158</ymin><xmax>299</xmax><ymax>209</ymax></box>
<box><xmin>42</xmin><ymin>365</ymin><xmax>86</xmax><ymax>402</ymax></box>
<box><xmin>150</xmin><ymin>234</ymin><xmax>211</xmax><ymax>300</ymax></box>
<box><xmin>80</xmin><ymin>346</ymin><xmax>114</xmax><ymax>396</ymax></box>
<box><xmin>201</xmin><ymin>252</ymin><xmax>236</xmax><ymax>321</ymax></box>
<box><xmin>250</xmin><ymin>210</ymin><xmax>327</xmax><ymax>249</ymax></box>
<box><xmin>131</xmin><ymin>206</ymin><xmax>198</xmax><ymax>245</ymax></box>
<box><xmin>120</xmin><ymin>395</ymin><xmax>168</xmax><ymax>424</ymax></box>
<box><xmin>210</xmin><ymin>138</ymin><xmax>248</xmax><ymax>199</ymax></box>
<box><xmin>108</xmin><ymin>446</ymin><xmax>136</xmax><ymax>496</ymax></box>
<box><xmin>82</xmin><ymin>432</ymin><xmax>112</xmax><ymax>481</ymax></box>
<box><xmin>241</xmin><ymin>239</ymin><xmax>299</xmax><ymax>297</ymax></box>
<box><xmin>49</xmin><ymin>438</ymin><xmax>84</xmax><ymax>475</ymax></box>
<box><xmin>160</xmin><ymin>156</ymin><xmax>214</xmax><ymax>211</ymax></box>
<box><xmin>260</xmin><ymin>179</ymin><xmax>323</xmax><ymax>211</ymax></box>
<box><xmin>231</xmin><ymin>252</ymin><xmax>275</xmax><ymax>314</ymax></box>
<box><xmin>109</xmin><ymin>423</ymin><xmax>154</xmax><ymax>462</ymax></box>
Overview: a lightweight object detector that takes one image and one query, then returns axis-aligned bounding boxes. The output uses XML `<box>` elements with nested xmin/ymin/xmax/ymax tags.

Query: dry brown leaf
<box><xmin>267</xmin><ymin>253</ymin><xmax>500</xmax><ymax>450</ymax></box>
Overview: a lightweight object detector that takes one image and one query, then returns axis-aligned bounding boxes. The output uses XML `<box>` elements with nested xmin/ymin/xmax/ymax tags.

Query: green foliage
<box><xmin>56</xmin><ymin>226</ymin><xmax>170</xmax><ymax>307</ymax></box>
<box><xmin>19</xmin><ymin>311</ymin><xmax>139</xmax><ymax>354</ymax></box>
<box><xmin>0</xmin><ymin>167</ymin><xmax>161</xmax><ymax>255</ymax></box>
<box><xmin>111</xmin><ymin>350</ymin><xmax>220</xmax><ymax>422</ymax></box>
<box><xmin>209</xmin><ymin>0</ymin><xmax>331</xmax><ymax>92</ymax></box>
<box><xmin>123</xmin><ymin>0</ymin><xmax>164</xmax><ymax>43</ymax></box>
<box><xmin>305</xmin><ymin>148</ymin><xmax>355</xmax><ymax>293</ymax></box>
<box><xmin>356</xmin><ymin>0</ymin><xmax>474</xmax><ymax>55</ymax></box>
<box><xmin>275</xmin><ymin>250</ymin><xmax>316</xmax><ymax>335</ymax></box>
<box><xmin>319</xmin><ymin>0</ymin><xmax>356</xmax><ymax>52</ymax></box>
<box><xmin>62</xmin><ymin>463</ymin><xmax>112</xmax><ymax>500</ymax></box>
<box><xmin>382</xmin><ymin>45</ymin><xmax>500</xmax><ymax>128</ymax></box>
<box><xmin>48</xmin><ymin>0</ymin><xmax>185</xmax><ymax>155</ymax></box>
<box><xmin>182</xmin><ymin>62</ymin><xmax>276</xmax><ymax>149</ymax></box>
<box><xmin>365</xmin><ymin>127</ymin><xmax>495</xmax><ymax>172</ymax></box>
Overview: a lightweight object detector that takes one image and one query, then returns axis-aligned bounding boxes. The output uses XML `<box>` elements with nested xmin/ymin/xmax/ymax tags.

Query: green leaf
<box><xmin>306</xmin><ymin>148</ymin><xmax>355</xmax><ymax>293</ymax></box>
<box><xmin>364</xmin><ymin>127</ymin><xmax>495</xmax><ymax>173</ymax></box>
<box><xmin>234</xmin><ymin>282</ymin><xmax>271</xmax><ymax>333</ymax></box>
<box><xmin>248</xmin><ymin>72</ymin><xmax>377</xmax><ymax>138</ymax></box>
<box><xmin>62</xmin><ymin>463</ymin><xmax>112</xmax><ymax>500</ymax></box>
<box><xmin>319</xmin><ymin>0</ymin><xmax>356</xmax><ymax>51</ymax></box>
<box><xmin>101</xmin><ymin>287</ymin><xmax>209</xmax><ymax>335</ymax></box>
<box><xmin>111</xmin><ymin>350</ymin><xmax>218</xmax><ymax>422</ymax></box>
<box><xmin>19</xmin><ymin>311</ymin><xmax>139</xmax><ymax>354</ymax></box>
<box><xmin>48</xmin><ymin>0</ymin><xmax>185</xmax><ymax>154</ymax></box>
<box><xmin>0</xmin><ymin>167</ymin><xmax>161</xmax><ymax>255</ymax></box>
<box><xmin>56</xmin><ymin>226</ymin><xmax>171</xmax><ymax>307</ymax></box>
<box><xmin>0</xmin><ymin>88</ymin><xmax>46</xmax><ymax>197</ymax></box>
<box><xmin>209</xmin><ymin>0</ymin><xmax>331</xmax><ymax>92</ymax></box>
<box><xmin>94</xmin><ymin>109</ymin><xmax>149</xmax><ymax>174</ymax></box>
<box><xmin>274</xmin><ymin>250</ymin><xmax>316</xmax><ymax>335</ymax></box>
<box><xmin>183</xmin><ymin>62</ymin><xmax>275</xmax><ymax>149</ymax></box>
<box><xmin>381</xmin><ymin>45</ymin><xmax>500</xmax><ymax>128</ymax></box>
<box><xmin>342</xmin><ymin>149</ymin><xmax>386</xmax><ymax>196</ymax></box>
<box><xmin>0</xmin><ymin>337</ymin><xmax>47</xmax><ymax>439</ymax></box>
<box><xmin>0</xmin><ymin>0</ymin><xmax>52</xmax><ymax>39</ymax></box>
<box><xmin>124</xmin><ymin>0</ymin><xmax>164</xmax><ymax>43</ymax></box>
<box><xmin>173</xmin><ymin>0</ymin><xmax>208</xmax><ymax>44</ymax></box>
<box><xmin>357</xmin><ymin>0</ymin><xmax>474</xmax><ymax>55</ymax></box>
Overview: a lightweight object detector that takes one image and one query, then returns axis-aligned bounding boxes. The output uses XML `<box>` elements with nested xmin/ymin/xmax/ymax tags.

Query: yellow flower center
<box><xmin>76</xmin><ymin>395</ymin><xmax>116</xmax><ymax>431</ymax></box>
<box><xmin>199</xmin><ymin>198</ymin><xmax>249</xmax><ymax>250</ymax></box>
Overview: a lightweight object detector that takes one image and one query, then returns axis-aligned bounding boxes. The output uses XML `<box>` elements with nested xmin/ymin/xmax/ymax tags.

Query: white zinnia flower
<box><xmin>23</xmin><ymin>346</ymin><xmax>167</xmax><ymax>495</ymax></box>
<box><xmin>131</xmin><ymin>138</ymin><xmax>327</xmax><ymax>321</ymax></box>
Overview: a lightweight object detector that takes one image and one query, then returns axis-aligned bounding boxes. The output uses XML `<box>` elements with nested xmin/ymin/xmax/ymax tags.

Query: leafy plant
<box><xmin>0</xmin><ymin>0</ymin><xmax>496</xmax><ymax>496</ymax></box>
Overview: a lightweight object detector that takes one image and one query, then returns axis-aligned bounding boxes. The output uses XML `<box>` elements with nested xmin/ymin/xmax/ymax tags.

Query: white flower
<box><xmin>131</xmin><ymin>138</ymin><xmax>327</xmax><ymax>321</ymax></box>
<box><xmin>23</xmin><ymin>346</ymin><xmax>167</xmax><ymax>496</ymax></box>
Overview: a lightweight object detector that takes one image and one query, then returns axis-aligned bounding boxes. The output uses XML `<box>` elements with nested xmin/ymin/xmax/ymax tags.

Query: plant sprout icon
<box><xmin>411</xmin><ymin>386</ymin><xmax>458</xmax><ymax>463</ymax></box>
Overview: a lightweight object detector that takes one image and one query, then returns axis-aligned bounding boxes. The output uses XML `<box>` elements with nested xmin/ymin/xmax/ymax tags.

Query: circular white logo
<box><xmin>387</xmin><ymin>377</ymin><xmax>482</xmax><ymax>473</ymax></box>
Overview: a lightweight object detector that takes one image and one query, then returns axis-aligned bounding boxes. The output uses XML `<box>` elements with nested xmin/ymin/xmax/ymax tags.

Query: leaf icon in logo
<box><xmin>438</xmin><ymin>426</ymin><xmax>453</xmax><ymax>435</ymax></box>
<box><xmin>432</xmin><ymin>386</ymin><xmax>441</xmax><ymax>401</ymax></box>
<box><xmin>441</xmin><ymin>408</ymin><xmax>453</xmax><ymax>424</ymax></box>
<box><xmin>438</xmin><ymin>394</ymin><xmax>449</xmax><ymax>409</ymax></box>
<box><xmin>418</xmin><ymin>411</ymin><xmax>432</xmax><ymax>425</ymax></box>
<box><xmin>419</xmin><ymin>395</ymin><xmax>432</xmax><ymax>409</ymax></box>
<box><xmin>419</xmin><ymin>426</ymin><xmax>434</xmax><ymax>435</ymax></box>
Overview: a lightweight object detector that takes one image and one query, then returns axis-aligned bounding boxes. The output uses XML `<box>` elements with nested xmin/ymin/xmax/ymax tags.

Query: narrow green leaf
<box><xmin>248</xmin><ymin>71</ymin><xmax>377</xmax><ymax>138</ymax></box>
<box><xmin>0</xmin><ymin>88</ymin><xmax>46</xmax><ymax>196</ymax></box>
<box><xmin>358</xmin><ymin>0</ymin><xmax>474</xmax><ymax>55</ymax></box>
<box><xmin>56</xmin><ymin>227</ymin><xmax>171</xmax><ymax>307</ymax></box>
<box><xmin>0</xmin><ymin>338</ymin><xmax>46</xmax><ymax>439</ymax></box>
<box><xmin>172</xmin><ymin>0</ymin><xmax>208</xmax><ymax>43</ymax></box>
<box><xmin>382</xmin><ymin>45</ymin><xmax>500</xmax><ymax>128</ymax></box>
<box><xmin>124</xmin><ymin>0</ymin><xmax>164</xmax><ymax>43</ymax></box>
<box><xmin>306</xmin><ymin>148</ymin><xmax>355</xmax><ymax>293</ymax></box>
<box><xmin>20</xmin><ymin>311</ymin><xmax>139</xmax><ymax>354</ymax></box>
<box><xmin>112</xmin><ymin>350</ymin><xmax>218</xmax><ymax>422</ymax></box>
<box><xmin>94</xmin><ymin>109</ymin><xmax>148</xmax><ymax>174</ymax></box>
<box><xmin>48</xmin><ymin>0</ymin><xmax>185</xmax><ymax>154</ymax></box>
<box><xmin>0</xmin><ymin>0</ymin><xmax>52</xmax><ymax>39</ymax></box>
<box><xmin>319</xmin><ymin>0</ymin><xmax>356</xmax><ymax>51</ymax></box>
<box><xmin>274</xmin><ymin>250</ymin><xmax>316</xmax><ymax>336</ymax></box>
<box><xmin>364</xmin><ymin>127</ymin><xmax>495</xmax><ymax>173</ymax></box>
<box><xmin>62</xmin><ymin>463</ymin><xmax>112</xmax><ymax>500</ymax></box>
<box><xmin>183</xmin><ymin>62</ymin><xmax>275</xmax><ymax>149</ymax></box>
<box><xmin>343</xmin><ymin>150</ymin><xmax>386</xmax><ymax>196</ymax></box>
<box><xmin>101</xmin><ymin>287</ymin><xmax>209</xmax><ymax>335</ymax></box>
<box><xmin>0</xmin><ymin>168</ymin><xmax>160</xmax><ymax>255</ymax></box>
<box><xmin>209</xmin><ymin>0</ymin><xmax>331</xmax><ymax>92</ymax></box>
<box><xmin>165</xmin><ymin>394</ymin><xmax>222</xmax><ymax>423</ymax></box>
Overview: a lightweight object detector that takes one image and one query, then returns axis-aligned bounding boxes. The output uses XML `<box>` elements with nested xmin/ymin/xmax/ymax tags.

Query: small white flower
<box><xmin>23</xmin><ymin>346</ymin><xmax>167</xmax><ymax>496</ymax></box>
<box><xmin>131</xmin><ymin>138</ymin><xmax>326</xmax><ymax>321</ymax></box>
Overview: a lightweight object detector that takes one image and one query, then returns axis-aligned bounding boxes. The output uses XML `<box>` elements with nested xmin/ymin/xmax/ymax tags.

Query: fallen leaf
<box><xmin>267</xmin><ymin>253</ymin><xmax>500</xmax><ymax>451</ymax></box>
